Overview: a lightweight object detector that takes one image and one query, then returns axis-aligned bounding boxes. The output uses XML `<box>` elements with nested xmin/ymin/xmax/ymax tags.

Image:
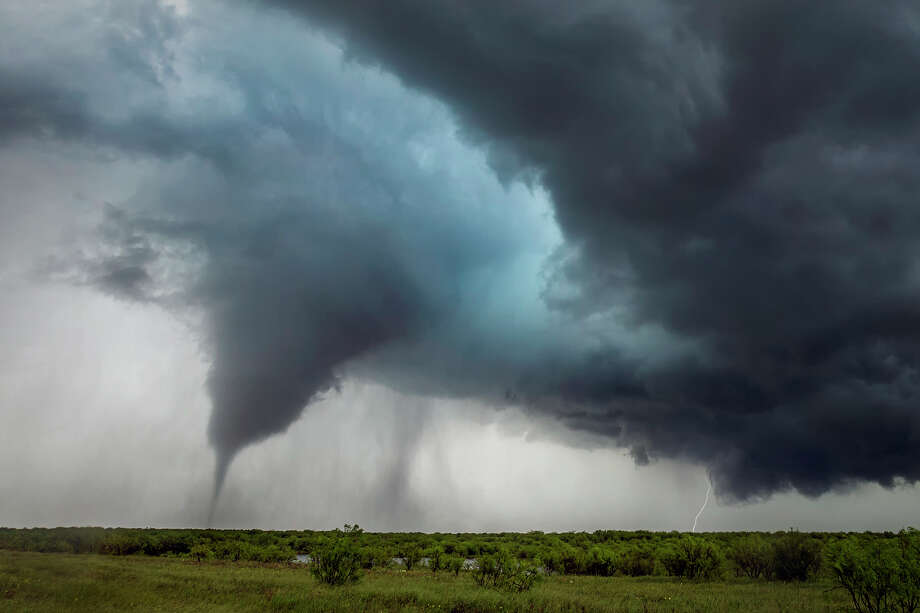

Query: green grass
<box><xmin>0</xmin><ymin>551</ymin><xmax>851</xmax><ymax>612</ymax></box>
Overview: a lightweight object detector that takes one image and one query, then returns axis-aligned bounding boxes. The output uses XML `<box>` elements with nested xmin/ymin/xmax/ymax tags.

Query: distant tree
<box><xmin>370</xmin><ymin>547</ymin><xmax>392</xmax><ymax>569</ymax></box>
<box><xmin>619</xmin><ymin>546</ymin><xmax>657</xmax><ymax>577</ymax></box>
<box><xmin>540</xmin><ymin>550</ymin><xmax>563</xmax><ymax>575</ymax></box>
<box><xmin>728</xmin><ymin>536</ymin><xmax>771</xmax><ymax>579</ymax></box>
<box><xmin>252</xmin><ymin>544</ymin><xmax>295</xmax><ymax>563</ymax></box>
<box><xmin>771</xmin><ymin>531</ymin><xmax>822</xmax><ymax>581</ymax></box>
<box><xmin>584</xmin><ymin>547</ymin><xmax>617</xmax><ymax>576</ymax></box>
<box><xmin>189</xmin><ymin>544</ymin><xmax>212</xmax><ymax>564</ymax></box>
<box><xmin>342</xmin><ymin>524</ymin><xmax>363</xmax><ymax>536</ymax></box>
<box><xmin>662</xmin><ymin>537</ymin><xmax>723</xmax><ymax>580</ymax></box>
<box><xmin>829</xmin><ymin>529</ymin><xmax>920</xmax><ymax>613</ymax></box>
<box><xmin>559</xmin><ymin>545</ymin><xmax>583</xmax><ymax>575</ymax></box>
<box><xmin>404</xmin><ymin>545</ymin><xmax>421</xmax><ymax>571</ymax></box>
<box><xmin>428</xmin><ymin>547</ymin><xmax>444</xmax><ymax>573</ymax></box>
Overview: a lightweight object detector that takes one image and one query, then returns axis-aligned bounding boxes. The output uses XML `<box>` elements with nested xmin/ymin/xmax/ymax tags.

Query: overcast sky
<box><xmin>2</xmin><ymin>0</ymin><xmax>920</xmax><ymax>532</ymax></box>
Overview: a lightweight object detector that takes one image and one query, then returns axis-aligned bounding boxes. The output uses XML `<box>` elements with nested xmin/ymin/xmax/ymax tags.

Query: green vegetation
<box><xmin>771</xmin><ymin>531</ymin><xmax>823</xmax><ymax>582</ymax></box>
<box><xmin>471</xmin><ymin>551</ymin><xmax>541</xmax><ymax>592</ymax></box>
<box><xmin>1</xmin><ymin>526</ymin><xmax>917</xmax><ymax>611</ymax></box>
<box><xmin>0</xmin><ymin>550</ymin><xmax>852</xmax><ymax>612</ymax></box>
<box><xmin>727</xmin><ymin>535</ymin><xmax>771</xmax><ymax>579</ymax></box>
<box><xmin>660</xmin><ymin>536</ymin><xmax>723</xmax><ymax>580</ymax></box>
<box><xmin>309</xmin><ymin>524</ymin><xmax>363</xmax><ymax>586</ymax></box>
<box><xmin>827</xmin><ymin>528</ymin><xmax>920</xmax><ymax>613</ymax></box>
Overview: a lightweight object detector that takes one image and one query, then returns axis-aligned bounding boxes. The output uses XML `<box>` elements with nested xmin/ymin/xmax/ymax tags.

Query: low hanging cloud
<box><xmin>3</xmin><ymin>0</ymin><xmax>920</xmax><ymax>505</ymax></box>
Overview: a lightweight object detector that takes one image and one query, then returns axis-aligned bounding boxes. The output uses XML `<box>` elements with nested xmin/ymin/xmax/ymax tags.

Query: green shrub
<box><xmin>559</xmin><ymin>546</ymin><xmax>583</xmax><ymax>575</ymax></box>
<box><xmin>728</xmin><ymin>536</ymin><xmax>771</xmax><ymax>579</ymax></box>
<box><xmin>447</xmin><ymin>556</ymin><xmax>464</xmax><ymax>576</ymax></box>
<box><xmin>539</xmin><ymin>550</ymin><xmax>563</xmax><ymax>575</ymax></box>
<box><xmin>457</xmin><ymin>541</ymin><xmax>478</xmax><ymax>557</ymax></box>
<box><xmin>829</xmin><ymin>529</ymin><xmax>920</xmax><ymax>613</ymax></box>
<box><xmin>471</xmin><ymin>555</ymin><xmax>496</xmax><ymax>587</ymax></box>
<box><xmin>584</xmin><ymin>547</ymin><xmax>618</xmax><ymax>576</ymax></box>
<box><xmin>898</xmin><ymin>529</ymin><xmax>920</xmax><ymax>610</ymax></box>
<box><xmin>189</xmin><ymin>544</ymin><xmax>213</xmax><ymax>563</ymax></box>
<box><xmin>428</xmin><ymin>547</ymin><xmax>444</xmax><ymax>573</ymax></box>
<box><xmin>366</xmin><ymin>547</ymin><xmax>391</xmax><ymax>569</ymax></box>
<box><xmin>771</xmin><ymin>531</ymin><xmax>822</xmax><ymax>581</ymax></box>
<box><xmin>662</xmin><ymin>537</ymin><xmax>723</xmax><ymax>580</ymax></box>
<box><xmin>213</xmin><ymin>541</ymin><xmax>245</xmax><ymax>561</ymax></box>
<box><xmin>403</xmin><ymin>545</ymin><xmax>421</xmax><ymax>571</ymax></box>
<box><xmin>98</xmin><ymin>533</ymin><xmax>143</xmax><ymax>556</ymax></box>
<box><xmin>620</xmin><ymin>546</ymin><xmax>657</xmax><ymax>576</ymax></box>
<box><xmin>310</xmin><ymin>527</ymin><xmax>362</xmax><ymax>586</ymax></box>
<box><xmin>472</xmin><ymin>551</ymin><xmax>540</xmax><ymax>592</ymax></box>
<box><xmin>252</xmin><ymin>545</ymin><xmax>295</xmax><ymax>563</ymax></box>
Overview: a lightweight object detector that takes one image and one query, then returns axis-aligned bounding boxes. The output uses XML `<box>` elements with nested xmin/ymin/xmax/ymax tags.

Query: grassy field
<box><xmin>0</xmin><ymin>550</ymin><xmax>851</xmax><ymax>612</ymax></box>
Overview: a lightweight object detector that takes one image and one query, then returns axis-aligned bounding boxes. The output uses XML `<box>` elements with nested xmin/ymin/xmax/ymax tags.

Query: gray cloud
<box><xmin>257</xmin><ymin>0</ymin><xmax>920</xmax><ymax>500</ymax></box>
<box><xmin>3</xmin><ymin>0</ymin><xmax>920</xmax><ymax>509</ymax></box>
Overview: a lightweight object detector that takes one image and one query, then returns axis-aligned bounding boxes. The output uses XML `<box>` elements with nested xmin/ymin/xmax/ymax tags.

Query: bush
<box><xmin>252</xmin><ymin>545</ymin><xmax>295</xmax><ymax>563</ymax></box>
<box><xmin>428</xmin><ymin>547</ymin><xmax>444</xmax><ymax>573</ymax></box>
<box><xmin>897</xmin><ymin>529</ymin><xmax>920</xmax><ymax>611</ymax></box>
<box><xmin>366</xmin><ymin>547</ymin><xmax>391</xmax><ymax>569</ymax></box>
<box><xmin>213</xmin><ymin>541</ymin><xmax>245</xmax><ymax>561</ymax></box>
<box><xmin>310</xmin><ymin>526</ymin><xmax>362</xmax><ymax>586</ymax></box>
<box><xmin>662</xmin><ymin>537</ymin><xmax>723</xmax><ymax>580</ymax></box>
<box><xmin>189</xmin><ymin>544</ymin><xmax>213</xmax><ymax>563</ymax></box>
<box><xmin>472</xmin><ymin>551</ymin><xmax>541</xmax><ymax>592</ymax></box>
<box><xmin>620</xmin><ymin>547</ymin><xmax>657</xmax><ymax>577</ymax></box>
<box><xmin>447</xmin><ymin>556</ymin><xmax>464</xmax><ymax>576</ymax></box>
<box><xmin>728</xmin><ymin>536</ymin><xmax>771</xmax><ymax>579</ymax></box>
<box><xmin>98</xmin><ymin>533</ymin><xmax>143</xmax><ymax>556</ymax></box>
<box><xmin>559</xmin><ymin>546</ymin><xmax>583</xmax><ymax>575</ymax></box>
<box><xmin>403</xmin><ymin>545</ymin><xmax>422</xmax><ymax>571</ymax></box>
<box><xmin>584</xmin><ymin>547</ymin><xmax>618</xmax><ymax>576</ymax></box>
<box><xmin>771</xmin><ymin>531</ymin><xmax>822</xmax><ymax>581</ymax></box>
<box><xmin>540</xmin><ymin>550</ymin><xmax>563</xmax><ymax>575</ymax></box>
<box><xmin>829</xmin><ymin>529</ymin><xmax>920</xmax><ymax>613</ymax></box>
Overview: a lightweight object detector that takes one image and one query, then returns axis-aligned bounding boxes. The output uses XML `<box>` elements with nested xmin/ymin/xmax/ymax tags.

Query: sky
<box><xmin>1</xmin><ymin>0</ymin><xmax>919</xmax><ymax>532</ymax></box>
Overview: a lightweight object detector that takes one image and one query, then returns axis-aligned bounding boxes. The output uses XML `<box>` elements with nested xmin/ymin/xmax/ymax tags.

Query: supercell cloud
<box><xmin>3</xmin><ymin>0</ymin><xmax>920</xmax><ymax>505</ymax></box>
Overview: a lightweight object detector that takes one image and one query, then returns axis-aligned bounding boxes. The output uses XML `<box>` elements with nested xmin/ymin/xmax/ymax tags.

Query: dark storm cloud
<box><xmin>259</xmin><ymin>0</ymin><xmax>920</xmax><ymax>499</ymax></box>
<box><xmin>6</xmin><ymin>0</ymin><xmax>920</xmax><ymax>505</ymax></box>
<box><xmin>0</xmin><ymin>74</ymin><xmax>91</xmax><ymax>142</ymax></box>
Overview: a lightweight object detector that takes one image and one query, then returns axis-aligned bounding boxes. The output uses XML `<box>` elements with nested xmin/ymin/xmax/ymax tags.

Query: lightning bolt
<box><xmin>691</xmin><ymin>480</ymin><xmax>712</xmax><ymax>533</ymax></box>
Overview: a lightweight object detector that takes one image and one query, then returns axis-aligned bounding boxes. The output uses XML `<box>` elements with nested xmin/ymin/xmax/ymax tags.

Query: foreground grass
<box><xmin>0</xmin><ymin>551</ymin><xmax>850</xmax><ymax>612</ymax></box>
